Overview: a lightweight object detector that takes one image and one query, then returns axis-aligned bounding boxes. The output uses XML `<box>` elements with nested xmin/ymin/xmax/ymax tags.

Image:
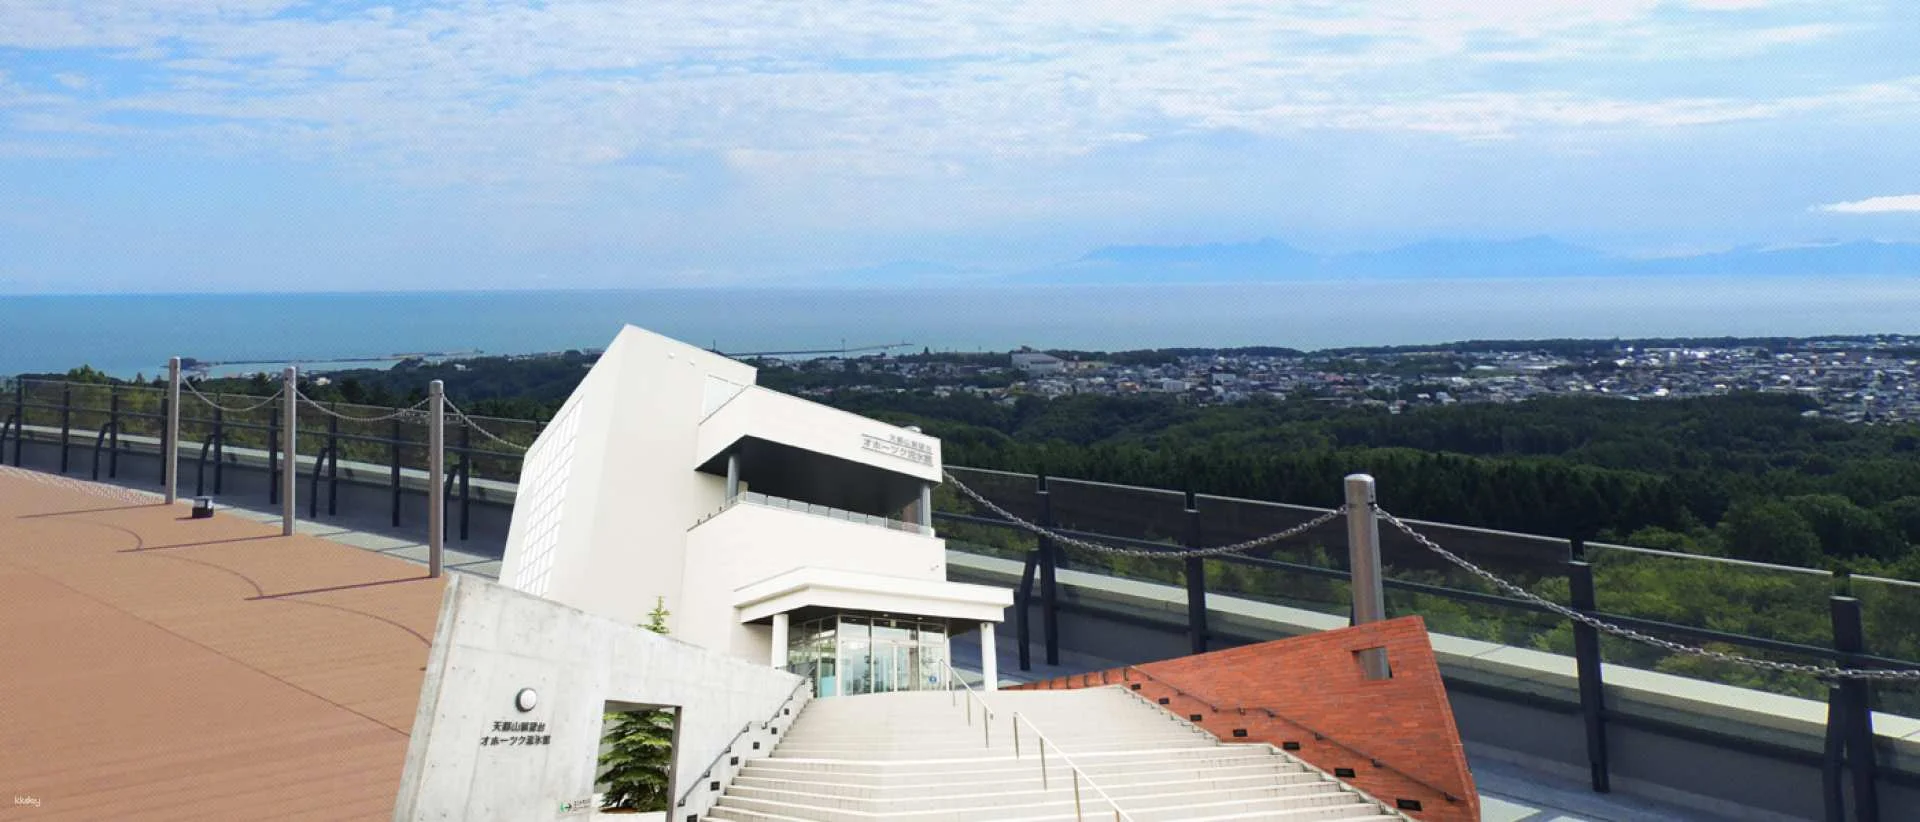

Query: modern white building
<box><xmin>498</xmin><ymin>325</ymin><xmax>1012</xmax><ymax>698</ymax></box>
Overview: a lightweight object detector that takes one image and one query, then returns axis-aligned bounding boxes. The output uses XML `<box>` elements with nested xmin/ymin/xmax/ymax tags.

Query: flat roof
<box><xmin>0</xmin><ymin>466</ymin><xmax>445</xmax><ymax>820</ymax></box>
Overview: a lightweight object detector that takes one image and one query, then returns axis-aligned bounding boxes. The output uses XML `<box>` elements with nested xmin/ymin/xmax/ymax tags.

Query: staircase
<box><xmin>704</xmin><ymin>686</ymin><xmax>1406</xmax><ymax>821</ymax></box>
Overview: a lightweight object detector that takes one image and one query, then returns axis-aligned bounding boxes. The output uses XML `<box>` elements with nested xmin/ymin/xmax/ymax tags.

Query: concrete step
<box><xmin>726</xmin><ymin>772</ymin><xmax>1345</xmax><ymax>807</ymax></box>
<box><xmin>711</xmin><ymin>789</ymin><xmax>1388</xmax><ymax>822</ymax></box>
<box><xmin>700</xmin><ymin>687</ymin><xmax>1403</xmax><ymax>822</ymax></box>
<box><xmin>738</xmin><ymin>758</ymin><xmax>1305</xmax><ymax>788</ymax></box>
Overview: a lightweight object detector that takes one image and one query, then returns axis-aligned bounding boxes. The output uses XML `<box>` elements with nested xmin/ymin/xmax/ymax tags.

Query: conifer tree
<box><xmin>599</xmin><ymin>597</ymin><xmax>676</xmax><ymax>811</ymax></box>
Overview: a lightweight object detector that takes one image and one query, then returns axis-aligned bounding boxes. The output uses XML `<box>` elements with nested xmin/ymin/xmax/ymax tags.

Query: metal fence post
<box><xmin>1038</xmin><ymin>471</ymin><xmax>1060</xmax><ymax>667</ymax></box>
<box><xmin>327</xmin><ymin>411</ymin><xmax>340</xmax><ymax>517</ymax></box>
<box><xmin>108</xmin><ymin>387</ymin><xmax>120</xmax><ymax>478</ymax></box>
<box><xmin>1016</xmin><ymin>549</ymin><xmax>1036</xmax><ymax>672</ymax></box>
<box><xmin>1568</xmin><ymin>551</ymin><xmax>1611</xmax><ymax>792</ymax></box>
<box><xmin>268</xmin><ymin>412</ymin><xmax>280</xmax><ymax>505</ymax></box>
<box><xmin>428</xmin><ymin>379</ymin><xmax>445</xmax><ymax>578</ymax></box>
<box><xmin>12</xmin><ymin>378</ymin><xmax>24</xmax><ymax>468</ymax></box>
<box><xmin>390</xmin><ymin>418</ymin><xmax>402</xmax><ymax>528</ymax></box>
<box><xmin>1184</xmin><ymin>487</ymin><xmax>1208</xmax><ymax>656</ymax></box>
<box><xmin>212</xmin><ymin>406</ymin><xmax>225</xmax><ymax>495</ymax></box>
<box><xmin>1831</xmin><ymin>596</ymin><xmax>1879</xmax><ymax>822</ymax></box>
<box><xmin>1824</xmin><ymin>685</ymin><xmax>1848</xmax><ymax>822</ymax></box>
<box><xmin>161</xmin><ymin>359</ymin><xmax>178</xmax><ymax>488</ymax></box>
<box><xmin>1344</xmin><ymin>474</ymin><xmax>1389</xmax><ymax>680</ymax></box>
<box><xmin>458</xmin><ymin>423</ymin><xmax>471</xmax><ymax>541</ymax></box>
<box><xmin>58</xmin><ymin>383</ymin><xmax>71</xmax><ymax>474</ymax></box>
<box><xmin>281</xmin><ymin>367</ymin><xmax>297</xmax><ymax>536</ymax></box>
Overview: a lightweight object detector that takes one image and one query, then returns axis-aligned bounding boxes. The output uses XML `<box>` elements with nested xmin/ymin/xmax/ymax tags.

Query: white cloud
<box><xmin>0</xmin><ymin>0</ymin><xmax>1910</xmax><ymax>194</ymax></box>
<box><xmin>1817</xmin><ymin>194</ymin><xmax>1920</xmax><ymax>214</ymax></box>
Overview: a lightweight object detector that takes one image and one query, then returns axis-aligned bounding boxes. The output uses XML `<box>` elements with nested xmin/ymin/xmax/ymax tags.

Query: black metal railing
<box><xmin>1</xmin><ymin>377</ymin><xmax>538</xmax><ymax>543</ymax></box>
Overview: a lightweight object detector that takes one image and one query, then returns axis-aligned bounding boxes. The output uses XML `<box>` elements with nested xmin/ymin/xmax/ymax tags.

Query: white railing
<box><xmin>940</xmin><ymin>658</ymin><xmax>994</xmax><ymax>748</ymax></box>
<box><xmin>1009</xmin><ymin>711</ymin><xmax>1138</xmax><ymax>822</ymax></box>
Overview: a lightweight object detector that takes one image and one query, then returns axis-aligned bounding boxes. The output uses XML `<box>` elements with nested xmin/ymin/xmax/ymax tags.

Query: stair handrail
<box><xmin>1119</xmin><ymin>666</ymin><xmax>1460</xmax><ymax>804</ymax></box>
<box><xmin>939</xmin><ymin>657</ymin><xmax>994</xmax><ymax>748</ymax></box>
<box><xmin>1010</xmin><ymin>711</ymin><xmax>1138</xmax><ymax>822</ymax></box>
<box><xmin>673</xmin><ymin>660</ymin><xmax>816</xmax><ymax>810</ymax></box>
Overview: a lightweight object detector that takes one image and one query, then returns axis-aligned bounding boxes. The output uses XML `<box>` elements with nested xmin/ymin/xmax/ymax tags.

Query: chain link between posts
<box><xmin>293</xmin><ymin>388</ymin><xmax>432</xmax><ymax>422</ymax></box>
<box><xmin>1374</xmin><ymin>506</ymin><xmax>1920</xmax><ymax>683</ymax></box>
<box><xmin>181</xmin><ymin>380</ymin><xmax>284</xmax><ymax>414</ymax></box>
<box><xmin>442</xmin><ymin>399</ymin><xmax>530</xmax><ymax>452</ymax></box>
<box><xmin>942</xmin><ymin>470</ymin><xmax>1346</xmax><ymax>558</ymax></box>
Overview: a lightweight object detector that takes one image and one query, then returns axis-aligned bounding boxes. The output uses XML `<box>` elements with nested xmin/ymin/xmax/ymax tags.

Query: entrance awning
<box><xmin>733</xmin><ymin>567</ymin><xmax>1012</xmax><ymax>626</ymax></box>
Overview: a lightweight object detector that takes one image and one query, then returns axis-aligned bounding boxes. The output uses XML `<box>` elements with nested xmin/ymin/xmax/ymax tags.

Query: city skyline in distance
<box><xmin>2</xmin><ymin>1</ymin><xmax>1919</xmax><ymax>293</ymax></box>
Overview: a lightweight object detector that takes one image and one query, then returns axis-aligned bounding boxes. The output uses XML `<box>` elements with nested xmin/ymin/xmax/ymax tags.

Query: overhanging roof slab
<box><xmin>696</xmin><ymin>386</ymin><xmax>943</xmax><ymax>484</ymax></box>
<box><xmin>734</xmin><ymin>567</ymin><xmax>1012</xmax><ymax>626</ymax></box>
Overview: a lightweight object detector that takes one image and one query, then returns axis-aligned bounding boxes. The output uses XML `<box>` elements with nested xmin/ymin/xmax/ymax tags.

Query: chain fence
<box><xmin>1374</xmin><ymin>506</ymin><xmax>1920</xmax><ymax>683</ymax></box>
<box><xmin>940</xmin><ymin>468</ymin><xmax>1920</xmax><ymax>684</ymax></box>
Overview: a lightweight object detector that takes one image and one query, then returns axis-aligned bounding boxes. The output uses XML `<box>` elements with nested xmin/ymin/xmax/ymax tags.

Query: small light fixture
<box><xmin>514</xmin><ymin>688</ymin><xmax>538</xmax><ymax>713</ymax></box>
<box><xmin>191</xmin><ymin>497</ymin><xmax>215</xmax><ymax>519</ymax></box>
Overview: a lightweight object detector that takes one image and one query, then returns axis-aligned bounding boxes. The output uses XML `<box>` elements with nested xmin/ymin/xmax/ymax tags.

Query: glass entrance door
<box><xmin>788</xmin><ymin>613</ymin><xmax>951</xmax><ymax>697</ymax></box>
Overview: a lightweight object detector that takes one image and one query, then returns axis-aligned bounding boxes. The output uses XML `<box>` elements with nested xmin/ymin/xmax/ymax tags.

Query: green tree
<box><xmin>1718</xmin><ymin>499</ymin><xmax>1822</xmax><ymax>566</ymax></box>
<box><xmin>600</xmin><ymin>598</ymin><xmax>676</xmax><ymax>811</ymax></box>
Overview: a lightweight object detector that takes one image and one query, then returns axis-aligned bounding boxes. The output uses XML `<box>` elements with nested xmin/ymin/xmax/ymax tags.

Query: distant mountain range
<box><xmin>1005</xmin><ymin>237</ymin><xmax>1920</xmax><ymax>285</ymax></box>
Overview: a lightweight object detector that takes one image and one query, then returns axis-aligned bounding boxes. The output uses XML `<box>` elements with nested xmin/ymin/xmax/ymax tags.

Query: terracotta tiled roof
<box><xmin>0</xmin><ymin>466</ymin><xmax>445</xmax><ymax>821</ymax></box>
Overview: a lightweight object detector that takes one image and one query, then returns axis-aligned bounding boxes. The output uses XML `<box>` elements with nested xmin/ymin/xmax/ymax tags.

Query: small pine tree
<box><xmin>600</xmin><ymin>597</ymin><xmax>677</xmax><ymax>811</ymax></box>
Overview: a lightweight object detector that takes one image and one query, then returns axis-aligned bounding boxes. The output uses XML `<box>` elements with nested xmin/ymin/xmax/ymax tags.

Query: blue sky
<box><xmin>2</xmin><ymin>0</ymin><xmax>1918</xmax><ymax>292</ymax></box>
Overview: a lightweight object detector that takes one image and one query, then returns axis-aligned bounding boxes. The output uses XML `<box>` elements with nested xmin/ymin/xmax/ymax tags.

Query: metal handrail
<box><xmin>674</xmin><ymin>662</ymin><xmax>816</xmax><ymax>809</ymax></box>
<box><xmin>1118</xmin><ymin>666</ymin><xmax>1460</xmax><ymax>803</ymax></box>
<box><xmin>1009</xmin><ymin>711</ymin><xmax>1137</xmax><ymax>822</ymax></box>
<box><xmin>940</xmin><ymin>658</ymin><xmax>994</xmax><ymax>747</ymax></box>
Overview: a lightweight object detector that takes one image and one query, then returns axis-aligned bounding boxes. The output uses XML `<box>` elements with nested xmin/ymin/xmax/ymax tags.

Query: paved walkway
<box><xmin>0</xmin><ymin>465</ymin><xmax>445</xmax><ymax>821</ymax></box>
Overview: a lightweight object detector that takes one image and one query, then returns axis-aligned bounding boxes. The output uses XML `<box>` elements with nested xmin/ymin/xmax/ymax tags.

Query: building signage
<box><xmin>557</xmin><ymin>797</ymin><xmax>596</xmax><ymax>816</ymax></box>
<box><xmin>861</xmin><ymin>433</ymin><xmax>934</xmax><ymax>466</ymax></box>
<box><xmin>479</xmin><ymin>719</ymin><xmax>550</xmax><ymax>747</ymax></box>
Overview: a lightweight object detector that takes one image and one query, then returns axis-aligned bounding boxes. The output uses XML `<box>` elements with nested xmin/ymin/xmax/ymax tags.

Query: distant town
<box><xmin>746</xmin><ymin>335</ymin><xmax>1920</xmax><ymax>424</ymax></box>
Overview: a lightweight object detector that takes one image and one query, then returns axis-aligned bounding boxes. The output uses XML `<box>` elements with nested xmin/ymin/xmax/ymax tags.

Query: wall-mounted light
<box><xmin>514</xmin><ymin>688</ymin><xmax>538</xmax><ymax>713</ymax></box>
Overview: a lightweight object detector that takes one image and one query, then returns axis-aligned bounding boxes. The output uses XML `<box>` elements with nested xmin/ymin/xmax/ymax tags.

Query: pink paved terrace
<box><xmin>0</xmin><ymin>466</ymin><xmax>445</xmax><ymax>821</ymax></box>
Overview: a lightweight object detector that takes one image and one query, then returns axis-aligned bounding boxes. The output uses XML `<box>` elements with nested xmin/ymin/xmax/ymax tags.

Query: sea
<box><xmin>3</xmin><ymin>277</ymin><xmax>1920</xmax><ymax>379</ymax></box>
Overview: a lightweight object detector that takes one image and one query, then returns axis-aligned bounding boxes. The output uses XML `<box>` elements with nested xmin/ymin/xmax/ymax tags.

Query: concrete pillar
<box><xmin>428</xmin><ymin>380</ymin><xmax>445</xmax><ymax>578</ymax></box>
<box><xmin>979</xmin><ymin>622</ymin><xmax>998</xmax><ymax>692</ymax></box>
<box><xmin>281</xmin><ymin>366</ymin><xmax>297</xmax><ymax>536</ymax></box>
<box><xmin>164</xmin><ymin>357</ymin><xmax>181</xmax><ymax>504</ymax></box>
<box><xmin>726</xmin><ymin>452</ymin><xmax>740</xmax><ymax>500</ymax></box>
<box><xmin>770</xmin><ymin>612</ymin><xmax>789</xmax><ymax>669</ymax></box>
<box><xmin>1344</xmin><ymin>473</ymin><xmax>1389</xmax><ymax>680</ymax></box>
<box><xmin>919</xmin><ymin>482</ymin><xmax>934</xmax><ymax>534</ymax></box>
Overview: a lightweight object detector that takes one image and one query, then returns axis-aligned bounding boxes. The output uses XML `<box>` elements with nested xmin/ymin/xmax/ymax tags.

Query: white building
<box><xmin>499</xmin><ymin>325</ymin><xmax>1012</xmax><ymax>697</ymax></box>
<box><xmin>1011</xmin><ymin>350</ymin><xmax>1066</xmax><ymax>374</ymax></box>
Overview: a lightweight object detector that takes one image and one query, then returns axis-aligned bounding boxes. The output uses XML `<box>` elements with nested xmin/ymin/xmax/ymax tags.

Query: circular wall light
<box><xmin>514</xmin><ymin>688</ymin><xmax>538</xmax><ymax>713</ymax></box>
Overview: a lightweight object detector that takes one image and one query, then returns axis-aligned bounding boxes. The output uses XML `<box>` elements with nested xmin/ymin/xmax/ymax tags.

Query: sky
<box><xmin>2</xmin><ymin>0</ymin><xmax>1919</xmax><ymax>292</ymax></box>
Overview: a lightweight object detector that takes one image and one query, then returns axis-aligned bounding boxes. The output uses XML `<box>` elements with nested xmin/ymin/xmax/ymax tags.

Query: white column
<box><xmin>281</xmin><ymin>366</ymin><xmax>297</xmax><ymax>536</ymax></box>
<box><xmin>726</xmin><ymin>452</ymin><xmax>740</xmax><ymax>500</ymax></box>
<box><xmin>164</xmin><ymin>357</ymin><xmax>181</xmax><ymax>504</ymax></box>
<box><xmin>919</xmin><ymin>482</ymin><xmax>934</xmax><ymax>535</ymax></box>
<box><xmin>770</xmin><ymin>612</ymin><xmax>789</xmax><ymax>669</ymax></box>
<box><xmin>428</xmin><ymin>380</ymin><xmax>445</xmax><ymax>578</ymax></box>
<box><xmin>979</xmin><ymin>622</ymin><xmax>998</xmax><ymax>692</ymax></box>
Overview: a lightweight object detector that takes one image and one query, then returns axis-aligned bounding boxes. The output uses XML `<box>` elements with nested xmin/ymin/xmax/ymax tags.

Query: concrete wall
<box><xmin>501</xmin><ymin>325</ymin><xmax>757</xmax><ymax>631</ymax></box>
<box><xmin>678</xmin><ymin>502</ymin><xmax>952</xmax><ymax>657</ymax></box>
<box><xmin>394</xmin><ymin>574</ymin><xmax>805</xmax><ymax>822</ymax></box>
<box><xmin>694</xmin><ymin>386</ymin><xmax>943</xmax><ymax>484</ymax></box>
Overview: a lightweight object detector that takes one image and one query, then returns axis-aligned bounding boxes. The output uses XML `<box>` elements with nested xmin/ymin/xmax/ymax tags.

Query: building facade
<box><xmin>498</xmin><ymin>326</ymin><xmax>1012</xmax><ymax>697</ymax></box>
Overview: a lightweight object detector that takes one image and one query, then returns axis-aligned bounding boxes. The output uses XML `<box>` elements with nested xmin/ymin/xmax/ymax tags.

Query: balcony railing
<box><xmin>695</xmin><ymin>490</ymin><xmax>933</xmax><ymax>535</ymax></box>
